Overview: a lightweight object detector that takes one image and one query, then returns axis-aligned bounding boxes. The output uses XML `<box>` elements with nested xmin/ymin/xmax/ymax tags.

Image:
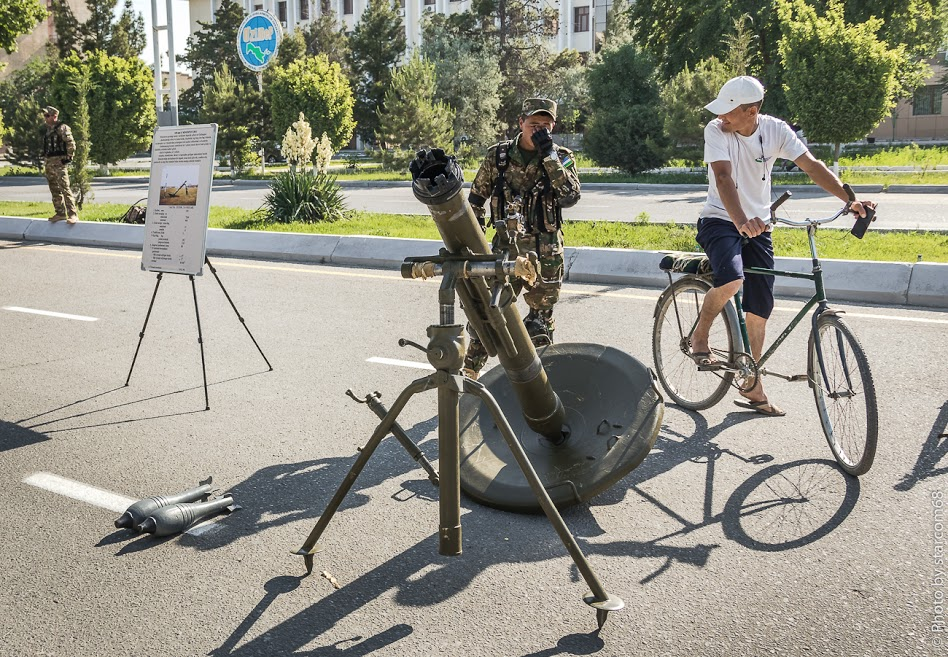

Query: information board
<box><xmin>142</xmin><ymin>124</ymin><xmax>218</xmax><ymax>276</ymax></box>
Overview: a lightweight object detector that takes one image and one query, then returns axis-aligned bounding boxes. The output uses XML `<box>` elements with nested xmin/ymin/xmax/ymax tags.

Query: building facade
<box><xmin>868</xmin><ymin>52</ymin><xmax>948</xmax><ymax>143</ymax></box>
<box><xmin>188</xmin><ymin>0</ymin><xmax>613</xmax><ymax>57</ymax></box>
<box><xmin>0</xmin><ymin>0</ymin><xmax>90</xmax><ymax>80</ymax></box>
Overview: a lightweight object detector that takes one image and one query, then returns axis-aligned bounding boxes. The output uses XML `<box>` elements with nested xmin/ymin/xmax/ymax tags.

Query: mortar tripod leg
<box><xmin>463</xmin><ymin>378</ymin><xmax>624</xmax><ymax>628</ymax></box>
<box><xmin>293</xmin><ymin>377</ymin><xmax>433</xmax><ymax>572</ymax></box>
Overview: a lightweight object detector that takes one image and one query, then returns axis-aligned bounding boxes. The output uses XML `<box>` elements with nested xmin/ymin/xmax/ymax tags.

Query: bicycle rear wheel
<box><xmin>808</xmin><ymin>313</ymin><xmax>878</xmax><ymax>476</ymax></box>
<box><xmin>652</xmin><ymin>277</ymin><xmax>740</xmax><ymax>410</ymax></box>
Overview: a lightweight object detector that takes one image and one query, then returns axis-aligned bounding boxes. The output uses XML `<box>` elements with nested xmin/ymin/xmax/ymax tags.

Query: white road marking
<box><xmin>367</xmin><ymin>357</ymin><xmax>435</xmax><ymax>370</ymax></box>
<box><xmin>23</xmin><ymin>472</ymin><xmax>135</xmax><ymax>513</ymax></box>
<box><xmin>3</xmin><ymin>306</ymin><xmax>98</xmax><ymax>322</ymax></box>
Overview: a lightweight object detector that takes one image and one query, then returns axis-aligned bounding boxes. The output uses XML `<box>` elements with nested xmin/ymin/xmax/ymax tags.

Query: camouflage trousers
<box><xmin>464</xmin><ymin>230</ymin><xmax>564</xmax><ymax>373</ymax></box>
<box><xmin>45</xmin><ymin>157</ymin><xmax>77</xmax><ymax>217</ymax></box>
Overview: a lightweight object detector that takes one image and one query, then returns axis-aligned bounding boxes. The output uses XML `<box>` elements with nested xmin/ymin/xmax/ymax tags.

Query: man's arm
<box><xmin>794</xmin><ymin>151</ymin><xmax>874</xmax><ymax>217</ymax></box>
<box><xmin>708</xmin><ymin>160</ymin><xmax>767</xmax><ymax>237</ymax></box>
<box><xmin>467</xmin><ymin>152</ymin><xmax>496</xmax><ymax>225</ymax></box>
<box><xmin>543</xmin><ymin>148</ymin><xmax>581</xmax><ymax>209</ymax></box>
<box><xmin>61</xmin><ymin>124</ymin><xmax>76</xmax><ymax>159</ymax></box>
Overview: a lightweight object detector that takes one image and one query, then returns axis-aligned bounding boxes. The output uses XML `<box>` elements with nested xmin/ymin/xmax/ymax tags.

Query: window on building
<box><xmin>300</xmin><ymin>0</ymin><xmax>309</xmax><ymax>19</ymax></box>
<box><xmin>574</xmin><ymin>6</ymin><xmax>589</xmax><ymax>32</ymax></box>
<box><xmin>277</xmin><ymin>0</ymin><xmax>287</xmax><ymax>22</ymax></box>
<box><xmin>425</xmin><ymin>0</ymin><xmax>435</xmax><ymax>5</ymax></box>
<box><xmin>344</xmin><ymin>0</ymin><xmax>353</xmax><ymax>13</ymax></box>
<box><xmin>253</xmin><ymin>3</ymin><xmax>262</xmax><ymax>9</ymax></box>
<box><xmin>913</xmin><ymin>85</ymin><xmax>943</xmax><ymax>116</ymax></box>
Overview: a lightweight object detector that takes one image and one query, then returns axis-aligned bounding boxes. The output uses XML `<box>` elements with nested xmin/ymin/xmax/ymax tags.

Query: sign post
<box><xmin>237</xmin><ymin>11</ymin><xmax>282</xmax><ymax>174</ymax></box>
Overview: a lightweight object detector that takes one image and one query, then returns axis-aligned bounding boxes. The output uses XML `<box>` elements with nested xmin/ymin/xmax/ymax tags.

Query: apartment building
<box><xmin>188</xmin><ymin>0</ymin><xmax>613</xmax><ymax>56</ymax></box>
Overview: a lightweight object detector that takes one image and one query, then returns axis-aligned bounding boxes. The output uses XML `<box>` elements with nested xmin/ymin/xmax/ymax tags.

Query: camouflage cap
<box><xmin>522</xmin><ymin>98</ymin><xmax>557</xmax><ymax>121</ymax></box>
<box><xmin>43</xmin><ymin>106</ymin><xmax>59</xmax><ymax>116</ymax></box>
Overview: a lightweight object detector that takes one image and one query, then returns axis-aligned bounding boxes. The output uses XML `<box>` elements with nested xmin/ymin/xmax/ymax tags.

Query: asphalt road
<box><xmin>2</xmin><ymin>176</ymin><xmax>947</xmax><ymax>231</ymax></box>
<box><xmin>1</xmin><ymin>239</ymin><xmax>945</xmax><ymax>656</ymax></box>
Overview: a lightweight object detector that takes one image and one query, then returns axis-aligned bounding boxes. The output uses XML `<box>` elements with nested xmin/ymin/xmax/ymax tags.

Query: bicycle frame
<box><xmin>733</xmin><ymin>222</ymin><xmax>839</xmax><ymax>390</ymax></box>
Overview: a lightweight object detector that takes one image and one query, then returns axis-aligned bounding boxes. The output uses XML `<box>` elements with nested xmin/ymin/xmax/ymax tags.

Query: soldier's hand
<box><xmin>531</xmin><ymin>128</ymin><xmax>555</xmax><ymax>158</ymax></box>
<box><xmin>61</xmin><ymin>157</ymin><xmax>72</xmax><ymax>164</ymax></box>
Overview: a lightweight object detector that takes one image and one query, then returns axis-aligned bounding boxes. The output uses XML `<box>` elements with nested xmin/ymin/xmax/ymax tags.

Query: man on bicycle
<box><xmin>690</xmin><ymin>75</ymin><xmax>874</xmax><ymax>417</ymax></box>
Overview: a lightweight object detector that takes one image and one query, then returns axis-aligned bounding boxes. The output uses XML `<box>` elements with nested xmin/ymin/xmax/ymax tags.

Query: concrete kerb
<box><xmin>2</xmin><ymin>215</ymin><xmax>946</xmax><ymax>309</ymax></box>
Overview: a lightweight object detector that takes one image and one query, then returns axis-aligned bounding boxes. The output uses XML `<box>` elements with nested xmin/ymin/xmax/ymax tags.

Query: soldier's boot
<box><xmin>524</xmin><ymin>309</ymin><xmax>554</xmax><ymax>347</ymax></box>
<box><xmin>66</xmin><ymin>213</ymin><xmax>79</xmax><ymax>224</ymax></box>
<box><xmin>48</xmin><ymin>214</ymin><xmax>66</xmax><ymax>223</ymax></box>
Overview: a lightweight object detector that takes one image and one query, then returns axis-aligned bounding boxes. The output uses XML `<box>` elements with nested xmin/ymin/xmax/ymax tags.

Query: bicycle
<box><xmin>651</xmin><ymin>185</ymin><xmax>879</xmax><ymax>476</ymax></box>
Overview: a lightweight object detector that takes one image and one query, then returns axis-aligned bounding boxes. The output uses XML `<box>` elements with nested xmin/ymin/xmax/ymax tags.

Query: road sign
<box><xmin>236</xmin><ymin>11</ymin><xmax>282</xmax><ymax>72</ymax></box>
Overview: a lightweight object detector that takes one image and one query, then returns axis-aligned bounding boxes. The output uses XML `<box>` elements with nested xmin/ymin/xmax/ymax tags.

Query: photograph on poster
<box><xmin>159</xmin><ymin>164</ymin><xmax>200</xmax><ymax>206</ymax></box>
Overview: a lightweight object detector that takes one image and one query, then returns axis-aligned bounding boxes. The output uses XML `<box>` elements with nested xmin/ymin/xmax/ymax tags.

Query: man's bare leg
<box><xmin>690</xmin><ymin>279</ymin><xmax>742</xmax><ymax>358</ymax></box>
<box><xmin>741</xmin><ymin>312</ymin><xmax>768</xmax><ymax>403</ymax></box>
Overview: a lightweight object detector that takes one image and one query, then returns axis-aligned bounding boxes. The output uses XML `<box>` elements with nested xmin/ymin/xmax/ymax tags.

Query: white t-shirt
<box><xmin>700</xmin><ymin>114</ymin><xmax>808</xmax><ymax>224</ymax></box>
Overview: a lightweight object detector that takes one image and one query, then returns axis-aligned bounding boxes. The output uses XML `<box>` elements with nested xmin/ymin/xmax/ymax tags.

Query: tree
<box><xmin>540</xmin><ymin>51</ymin><xmax>589</xmax><ymax>134</ymax></box>
<box><xmin>584</xmin><ymin>43</ymin><xmax>668</xmax><ymax>173</ymax></box>
<box><xmin>269</xmin><ymin>55</ymin><xmax>355</xmax><ymax>152</ymax></box>
<box><xmin>660</xmin><ymin>57</ymin><xmax>731</xmax><ymax>163</ymax></box>
<box><xmin>50</xmin><ymin>51</ymin><xmax>156</xmax><ymax>166</ymax></box>
<box><xmin>346</xmin><ymin>0</ymin><xmax>407</xmax><ymax>143</ymax></box>
<box><xmin>420</xmin><ymin>13</ymin><xmax>503</xmax><ymax>148</ymax></box>
<box><xmin>68</xmin><ymin>68</ymin><xmax>94</xmax><ymax>208</ymax></box>
<box><xmin>778</xmin><ymin>0</ymin><xmax>901</xmax><ymax>170</ymax></box>
<box><xmin>469</xmin><ymin>0</ymin><xmax>560</xmax><ymax>129</ymax></box>
<box><xmin>0</xmin><ymin>58</ymin><xmax>56</xmax><ymax>167</ymax></box>
<box><xmin>0</xmin><ymin>0</ymin><xmax>47</xmax><ymax>61</ymax></box>
<box><xmin>376</xmin><ymin>55</ymin><xmax>454</xmax><ymax>150</ymax></box>
<box><xmin>181</xmin><ymin>0</ymin><xmax>253</xmax><ymax>101</ymax></box>
<box><xmin>203</xmin><ymin>63</ymin><xmax>261</xmax><ymax>174</ymax></box>
<box><xmin>50</xmin><ymin>0</ymin><xmax>146</xmax><ymax>59</ymax></box>
<box><xmin>303</xmin><ymin>3</ymin><xmax>350</xmax><ymax>75</ymax></box>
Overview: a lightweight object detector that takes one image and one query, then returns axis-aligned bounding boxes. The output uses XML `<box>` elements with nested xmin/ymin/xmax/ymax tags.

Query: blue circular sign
<box><xmin>237</xmin><ymin>11</ymin><xmax>282</xmax><ymax>72</ymax></box>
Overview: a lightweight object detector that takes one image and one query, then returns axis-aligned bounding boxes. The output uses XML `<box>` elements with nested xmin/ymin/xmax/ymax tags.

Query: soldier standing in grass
<box><xmin>42</xmin><ymin>106</ymin><xmax>79</xmax><ymax>224</ymax></box>
<box><xmin>462</xmin><ymin>97</ymin><xmax>581</xmax><ymax>380</ymax></box>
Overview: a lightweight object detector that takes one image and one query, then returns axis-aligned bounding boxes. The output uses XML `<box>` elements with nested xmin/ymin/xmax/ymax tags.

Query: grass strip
<box><xmin>2</xmin><ymin>200</ymin><xmax>946</xmax><ymax>263</ymax></box>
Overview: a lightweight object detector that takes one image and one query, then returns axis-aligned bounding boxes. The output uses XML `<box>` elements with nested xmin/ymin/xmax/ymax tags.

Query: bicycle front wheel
<box><xmin>652</xmin><ymin>276</ymin><xmax>740</xmax><ymax>410</ymax></box>
<box><xmin>808</xmin><ymin>313</ymin><xmax>878</xmax><ymax>476</ymax></box>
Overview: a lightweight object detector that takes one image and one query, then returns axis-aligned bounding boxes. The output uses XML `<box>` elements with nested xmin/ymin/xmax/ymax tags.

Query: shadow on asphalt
<box><xmin>188</xmin><ymin>402</ymin><xmax>860</xmax><ymax>656</ymax></box>
<box><xmin>0</xmin><ymin>420</ymin><xmax>50</xmax><ymax>451</ymax></box>
<box><xmin>895</xmin><ymin>399</ymin><xmax>948</xmax><ymax>491</ymax></box>
<box><xmin>17</xmin><ymin>371</ymin><xmax>270</xmax><ymax>432</ymax></box>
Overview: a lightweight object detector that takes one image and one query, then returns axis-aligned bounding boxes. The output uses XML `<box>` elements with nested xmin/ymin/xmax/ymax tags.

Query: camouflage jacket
<box><xmin>468</xmin><ymin>134</ymin><xmax>580</xmax><ymax>234</ymax></box>
<box><xmin>44</xmin><ymin>122</ymin><xmax>75</xmax><ymax>158</ymax></box>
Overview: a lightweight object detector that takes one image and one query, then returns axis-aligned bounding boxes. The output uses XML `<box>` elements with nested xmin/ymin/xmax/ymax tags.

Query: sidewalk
<box><xmin>1</xmin><ymin>214</ymin><xmax>946</xmax><ymax>309</ymax></box>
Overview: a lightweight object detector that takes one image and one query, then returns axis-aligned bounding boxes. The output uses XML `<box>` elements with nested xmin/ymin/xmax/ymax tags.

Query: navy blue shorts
<box><xmin>696</xmin><ymin>217</ymin><xmax>776</xmax><ymax>319</ymax></box>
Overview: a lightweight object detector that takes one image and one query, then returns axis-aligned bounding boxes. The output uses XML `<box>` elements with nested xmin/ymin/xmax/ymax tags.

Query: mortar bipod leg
<box><xmin>461</xmin><ymin>377</ymin><xmax>624</xmax><ymax>630</ymax></box>
<box><xmin>294</xmin><ymin>376</ymin><xmax>435</xmax><ymax>575</ymax></box>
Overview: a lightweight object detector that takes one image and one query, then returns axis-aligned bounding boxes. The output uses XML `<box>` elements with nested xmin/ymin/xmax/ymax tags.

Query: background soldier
<box><xmin>463</xmin><ymin>97</ymin><xmax>581</xmax><ymax>380</ymax></box>
<box><xmin>42</xmin><ymin>106</ymin><xmax>79</xmax><ymax>224</ymax></box>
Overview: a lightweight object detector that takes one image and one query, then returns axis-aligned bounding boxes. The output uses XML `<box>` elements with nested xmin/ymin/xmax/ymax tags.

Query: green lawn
<box><xmin>3</xmin><ymin>200</ymin><xmax>946</xmax><ymax>263</ymax></box>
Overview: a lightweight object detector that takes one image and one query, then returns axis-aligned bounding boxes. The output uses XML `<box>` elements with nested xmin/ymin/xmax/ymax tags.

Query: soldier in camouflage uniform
<box><xmin>462</xmin><ymin>97</ymin><xmax>581</xmax><ymax>379</ymax></box>
<box><xmin>42</xmin><ymin>106</ymin><xmax>79</xmax><ymax>224</ymax></box>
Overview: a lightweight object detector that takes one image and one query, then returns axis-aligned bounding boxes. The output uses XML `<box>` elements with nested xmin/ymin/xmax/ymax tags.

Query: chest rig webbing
<box><xmin>489</xmin><ymin>141</ymin><xmax>562</xmax><ymax>238</ymax></box>
<box><xmin>44</xmin><ymin>123</ymin><xmax>68</xmax><ymax>157</ymax></box>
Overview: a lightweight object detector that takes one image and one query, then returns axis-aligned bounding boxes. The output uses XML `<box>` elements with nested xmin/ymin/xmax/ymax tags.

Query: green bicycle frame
<box><xmin>733</xmin><ymin>224</ymin><xmax>832</xmax><ymax>378</ymax></box>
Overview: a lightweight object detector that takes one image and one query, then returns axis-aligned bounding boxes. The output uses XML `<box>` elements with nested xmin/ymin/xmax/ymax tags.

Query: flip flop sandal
<box><xmin>733</xmin><ymin>399</ymin><xmax>786</xmax><ymax>417</ymax></box>
<box><xmin>690</xmin><ymin>351</ymin><xmax>722</xmax><ymax>371</ymax></box>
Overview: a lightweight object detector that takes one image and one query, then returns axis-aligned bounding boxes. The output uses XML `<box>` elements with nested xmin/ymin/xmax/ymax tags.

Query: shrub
<box><xmin>263</xmin><ymin>171</ymin><xmax>347</xmax><ymax>223</ymax></box>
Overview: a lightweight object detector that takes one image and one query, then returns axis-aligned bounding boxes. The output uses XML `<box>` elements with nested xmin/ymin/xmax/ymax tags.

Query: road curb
<box><xmin>2</xmin><ymin>215</ymin><xmax>946</xmax><ymax>309</ymax></box>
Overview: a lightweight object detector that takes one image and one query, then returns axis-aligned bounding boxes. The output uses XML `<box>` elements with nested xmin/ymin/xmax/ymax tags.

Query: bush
<box><xmin>378</xmin><ymin>148</ymin><xmax>415</xmax><ymax>172</ymax></box>
<box><xmin>263</xmin><ymin>171</ymin><xmax>347</xmax><ymax>223</ymax></box>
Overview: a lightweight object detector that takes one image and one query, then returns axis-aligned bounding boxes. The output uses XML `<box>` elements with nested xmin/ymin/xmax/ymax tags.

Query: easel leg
<box><xmin>205</xmin><ymin>257</ymin><xmax>273</xmax><ymax>371</ymax></box>
<box><xmin>126</xmin><ymin>272</ymin><xmax>163</xmax><ymax>386</ymax></box>
<box><xmin>190</xmin><ymin>274</ymin><xmax>210</xmax><ymax>411</ymax></box>
<box><xmin>295</xmin><ymin>377</ymin><xmax>433</xmax><ymax>574</ymax></box>
<box><xmin>463</xmin><ymin>377</ymin><xmax>624</xmax><ymax>629</ymax></box>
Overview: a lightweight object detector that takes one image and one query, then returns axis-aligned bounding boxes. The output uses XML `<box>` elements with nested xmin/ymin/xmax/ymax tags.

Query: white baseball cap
<box><xmin>704</xmin><ymin>76</ymin><xmax>765</xmax><ymax>115</ymax></box>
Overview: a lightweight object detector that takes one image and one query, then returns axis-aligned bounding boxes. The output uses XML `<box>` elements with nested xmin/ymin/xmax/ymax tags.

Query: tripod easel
<box><xmin>125</xmin><ymin>257</ymin><xmax>273</xmax><ymax>409</ymax></box>
<box><xmin>294</xmin><ymin>255</ymin><xmax>623</xmax><ymax>629</ymax></box>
